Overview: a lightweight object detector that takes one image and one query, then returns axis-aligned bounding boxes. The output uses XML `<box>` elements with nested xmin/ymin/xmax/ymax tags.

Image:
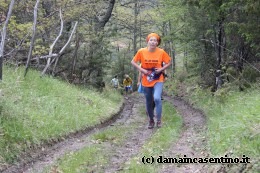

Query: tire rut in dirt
<box><xmin>161</xmin><ymin>96</ymin><xmax>209</xmax><ymax>173</ymax></box>
<box><xmin>103</xmin><ymin>94</ymin><xmax>155</xmax><ymax>172</ymax></box>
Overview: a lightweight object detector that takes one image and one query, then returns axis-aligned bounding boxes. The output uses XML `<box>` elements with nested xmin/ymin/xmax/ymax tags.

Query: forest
<box><xmin>0</xmin><ymin>0</ymin><xmax>259</xmax><ymax>172</ymax></box>
<box><xmin>1</xmin><ymin>0</ymin><xmax>259</xmax><ymax>90</ymax></box>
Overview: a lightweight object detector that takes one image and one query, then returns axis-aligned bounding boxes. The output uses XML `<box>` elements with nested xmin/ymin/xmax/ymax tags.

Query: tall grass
<box><xmin>0</xmin><ymin>65</ymin><xmax>123</xmax><ymax>164</ymax></box>
<box><xmin>189</xmin><ymin>87</ymin><xmax>260</xmax><ymax>157</ymax></box>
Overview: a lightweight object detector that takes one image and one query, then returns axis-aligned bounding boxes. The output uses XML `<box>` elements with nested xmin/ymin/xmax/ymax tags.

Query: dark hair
<box><xmin>157</xmin><ymin>37</ymin><xmax>161</xmax><ymax>46</ymax></box>
<box><xmin>115</xmin><ymin>75</ymin><xmax>117</xmax><ymax>78</ymax></box>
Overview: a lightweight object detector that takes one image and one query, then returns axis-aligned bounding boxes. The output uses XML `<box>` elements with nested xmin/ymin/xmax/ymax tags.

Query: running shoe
<box><xmin>148</xmin><ymin>119</ymin><xmax>155</xmax><ymax>129</ymax></box>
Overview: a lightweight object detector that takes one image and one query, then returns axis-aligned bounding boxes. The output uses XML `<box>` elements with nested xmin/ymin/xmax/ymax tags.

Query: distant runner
<box><xmin>123</xmin><ymin>74</ymin><xmax>133</xmax><ymax>96</ymax></box>
<box><xmin>111</xmin><ymin>75</ymin><xmax>119</xmax><ymax>89</ymax></box>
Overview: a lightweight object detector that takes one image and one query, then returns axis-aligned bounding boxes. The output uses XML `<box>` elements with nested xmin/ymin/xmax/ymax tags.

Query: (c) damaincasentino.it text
<box><xmin>142</xmin><ymin>155</ymin><xmax>250</xmax><ymax>164</ymax></box>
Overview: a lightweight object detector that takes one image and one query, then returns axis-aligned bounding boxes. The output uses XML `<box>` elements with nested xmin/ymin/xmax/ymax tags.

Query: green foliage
<box><xmin>2</xmin><ymin>0</ymin><xmax>119</xmax><ymax>90</ymax></box>
<box><xmin>109</xmin><ymin>49</ymin><xmax>134</xmax><ymax>84</ymax></box>
<box><xmin>242</xmin><ymin>65</ymin><xmax>260</xmax><ymax>83</ymax></box>
<box><xmin>176</xmin><ymin>70</ymin><xmax>188</xmax><ymax>83</ymax></box>
<box><xmin>159</xmin><ymin>0</ymin><xmax>260</xmax><ymax>90</ymax></box>
<box><xmin>213</xmin><ymin>83</ymin><xmax>236</xmax><ymax>103</ymax></box>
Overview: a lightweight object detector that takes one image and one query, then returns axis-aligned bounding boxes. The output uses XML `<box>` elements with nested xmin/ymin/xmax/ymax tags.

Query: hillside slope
<box><xmin>0</xmin><ymin>66</ymin><xmax>123</xmax><ymax>168</ymax></box>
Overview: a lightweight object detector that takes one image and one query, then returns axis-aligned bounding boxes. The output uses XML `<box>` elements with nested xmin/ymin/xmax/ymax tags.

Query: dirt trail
<box><xmin>161</xmin><ymin>96</ymin><xmax>209</xmax><ymax>172</ymax></box>
<box><xmin>2</xmin><ymin>93</ymin><xmax>210</xmax><ymax>173</ymax></box>
<box><xmin>103</xmin><ymin>94</ymin><xmax>155</xmax><ymax>173</ymax></box>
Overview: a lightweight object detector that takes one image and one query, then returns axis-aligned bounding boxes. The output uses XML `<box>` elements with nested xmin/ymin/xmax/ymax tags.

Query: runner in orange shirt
<box><xmin>131</xmin><ymin>33</ymin><xmax>171</xmax><ymax>129</ymax></box>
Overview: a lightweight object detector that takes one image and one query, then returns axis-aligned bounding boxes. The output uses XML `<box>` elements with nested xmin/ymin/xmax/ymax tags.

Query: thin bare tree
<box><xmin>41</xmin><ymin>8</ymin><xmax>64</xmax><ymax>76</ymax></box>
<box><xmin>0</xmin><ymin>0</ymin><xmax>15</xmax><ymax>80</ymax></box>
<box><xmin>26</xmin><ymin>7</ymin><xmax>78</xmax><ymax>77</ymax></box>
<box><xmin>51</xmin><ymin>21</ymin><xmax>78</xmax><ymax>75</ymax></box>
<box><xmin>40</xmin><ymin>11</ymin><xmax>78</xmax><ymax>76</ymax></box>
<box><xmin>24</xmin><ymin>0</ymin><xmax>40</xmax><ymax>77</ymax></box>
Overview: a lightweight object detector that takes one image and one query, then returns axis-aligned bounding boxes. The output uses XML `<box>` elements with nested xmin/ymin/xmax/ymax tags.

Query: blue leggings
<box><xmin>144</xmin><ymin>82</ymin><xmax>163</xmax><ymax>121</ymax></box>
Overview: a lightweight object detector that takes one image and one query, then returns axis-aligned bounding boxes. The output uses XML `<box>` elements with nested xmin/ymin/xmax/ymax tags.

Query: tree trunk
<box><xmin>94</xmin><ymin>0</ymin><xmax>115</xmax><ymax>31</ymax></box>
<box><xmin>71</xmin><ymin>32</ymin><xmax>80</xmax><ymax>75</ymax></box>
<box><xmin>41</xmin><ymin>21</ymin><xmax>78</xmax><ymax>76</ymax></box>
<box><xmin>132</xmin><ymin>0</ymin><xmax>138</xmax><ymax>91</ymax></box>
<box><xmin>183</xmin><ymin>48</ymin><xmax>188</xmax><ymax>72</ymax></box>
<box><xmin>214</xmin><ymin>17</ymin><xmax>225</xmax><ymax>90</ymax></box>
<box><xmin>169</xmin><ymin>21</ymin><xmax>175</xmax><ymax>74</ymax></box>
<box><xmin>0</xmin><ymin>0</ymin><xmax>15</xmax><ymax>80</ymax></box>
<box><xmin>41</xmin><ymin>1</ymin><xmax>52</xmax><ymax>44</ymax></box>
<box><xmin>24</xmin><ymin>0</ymin><xmax>40</xmax><ymax>77</ymax></box>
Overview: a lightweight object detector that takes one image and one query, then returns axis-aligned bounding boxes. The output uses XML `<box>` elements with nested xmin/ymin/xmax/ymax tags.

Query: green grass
<box><xmin>189</xmin><ymin>87</ymin><xmax>260</xmax><ymax>157</ymax></box>
<box><xmin>123</xmin><ymin>101</ymin><xmax>182</xmax><ymax>173</ymax></box>
<box><xmin>48</xmin><ymin>147</ymin><xmax>108</xmax><ymax>173</ymax></box>
<box><xmin>0</xmin><ymin>65</ymin><xmax>123</xmax><ymax>164</ymax></box>
<box><xmin>38</xmin><ymin>146</ymin><xmax>109</xmax><ymax>173</ymax></box>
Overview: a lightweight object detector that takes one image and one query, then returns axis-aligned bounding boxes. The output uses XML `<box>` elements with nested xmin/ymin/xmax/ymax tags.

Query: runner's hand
<box><xmin>141</xmin><ymin>68</ymin><xmax>149</xmax><ymax>75</ymax></box>
<box><xmin>155</xmin><ymin>68</ymin><xmax>163</xmax><ymax>74</ymax></box>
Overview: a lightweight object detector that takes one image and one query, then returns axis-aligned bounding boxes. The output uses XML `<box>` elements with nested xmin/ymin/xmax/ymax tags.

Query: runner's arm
<box><xmin>131</xmin><ymin>60</ymin><xmax>149</xmax><ymax>75</ymax></box>
<box><xmin>137</xmin><ymin>71</ymin><xmax>142</xmax><ymax>86</ymax></box>
<box><xmin>155</xmin><ymin>61</ymin><xmax>171</xmax><ymax>74</ymax></box>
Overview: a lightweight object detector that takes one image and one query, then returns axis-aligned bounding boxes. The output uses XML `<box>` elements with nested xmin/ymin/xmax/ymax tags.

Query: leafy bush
<box><xmin>175</xmin><ymin>71</ymin><xmax>188</xmax><ymax>83</ymax></box>
<box><xmin>242</xmin><ymin>65</ymin><xmax>260</xmax><ymax>83</ymax></box>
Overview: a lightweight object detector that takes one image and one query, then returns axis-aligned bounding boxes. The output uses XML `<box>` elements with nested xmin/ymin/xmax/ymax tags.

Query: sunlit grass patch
<box><xmin>41</xmin><ymin>147</ymin><xmax>108</xmax><ymax>173</ymax></box>
<box><xmin>0</xmin><ymin>66</ymin><xmax>123</xmax><ymax>164</ymax></box>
